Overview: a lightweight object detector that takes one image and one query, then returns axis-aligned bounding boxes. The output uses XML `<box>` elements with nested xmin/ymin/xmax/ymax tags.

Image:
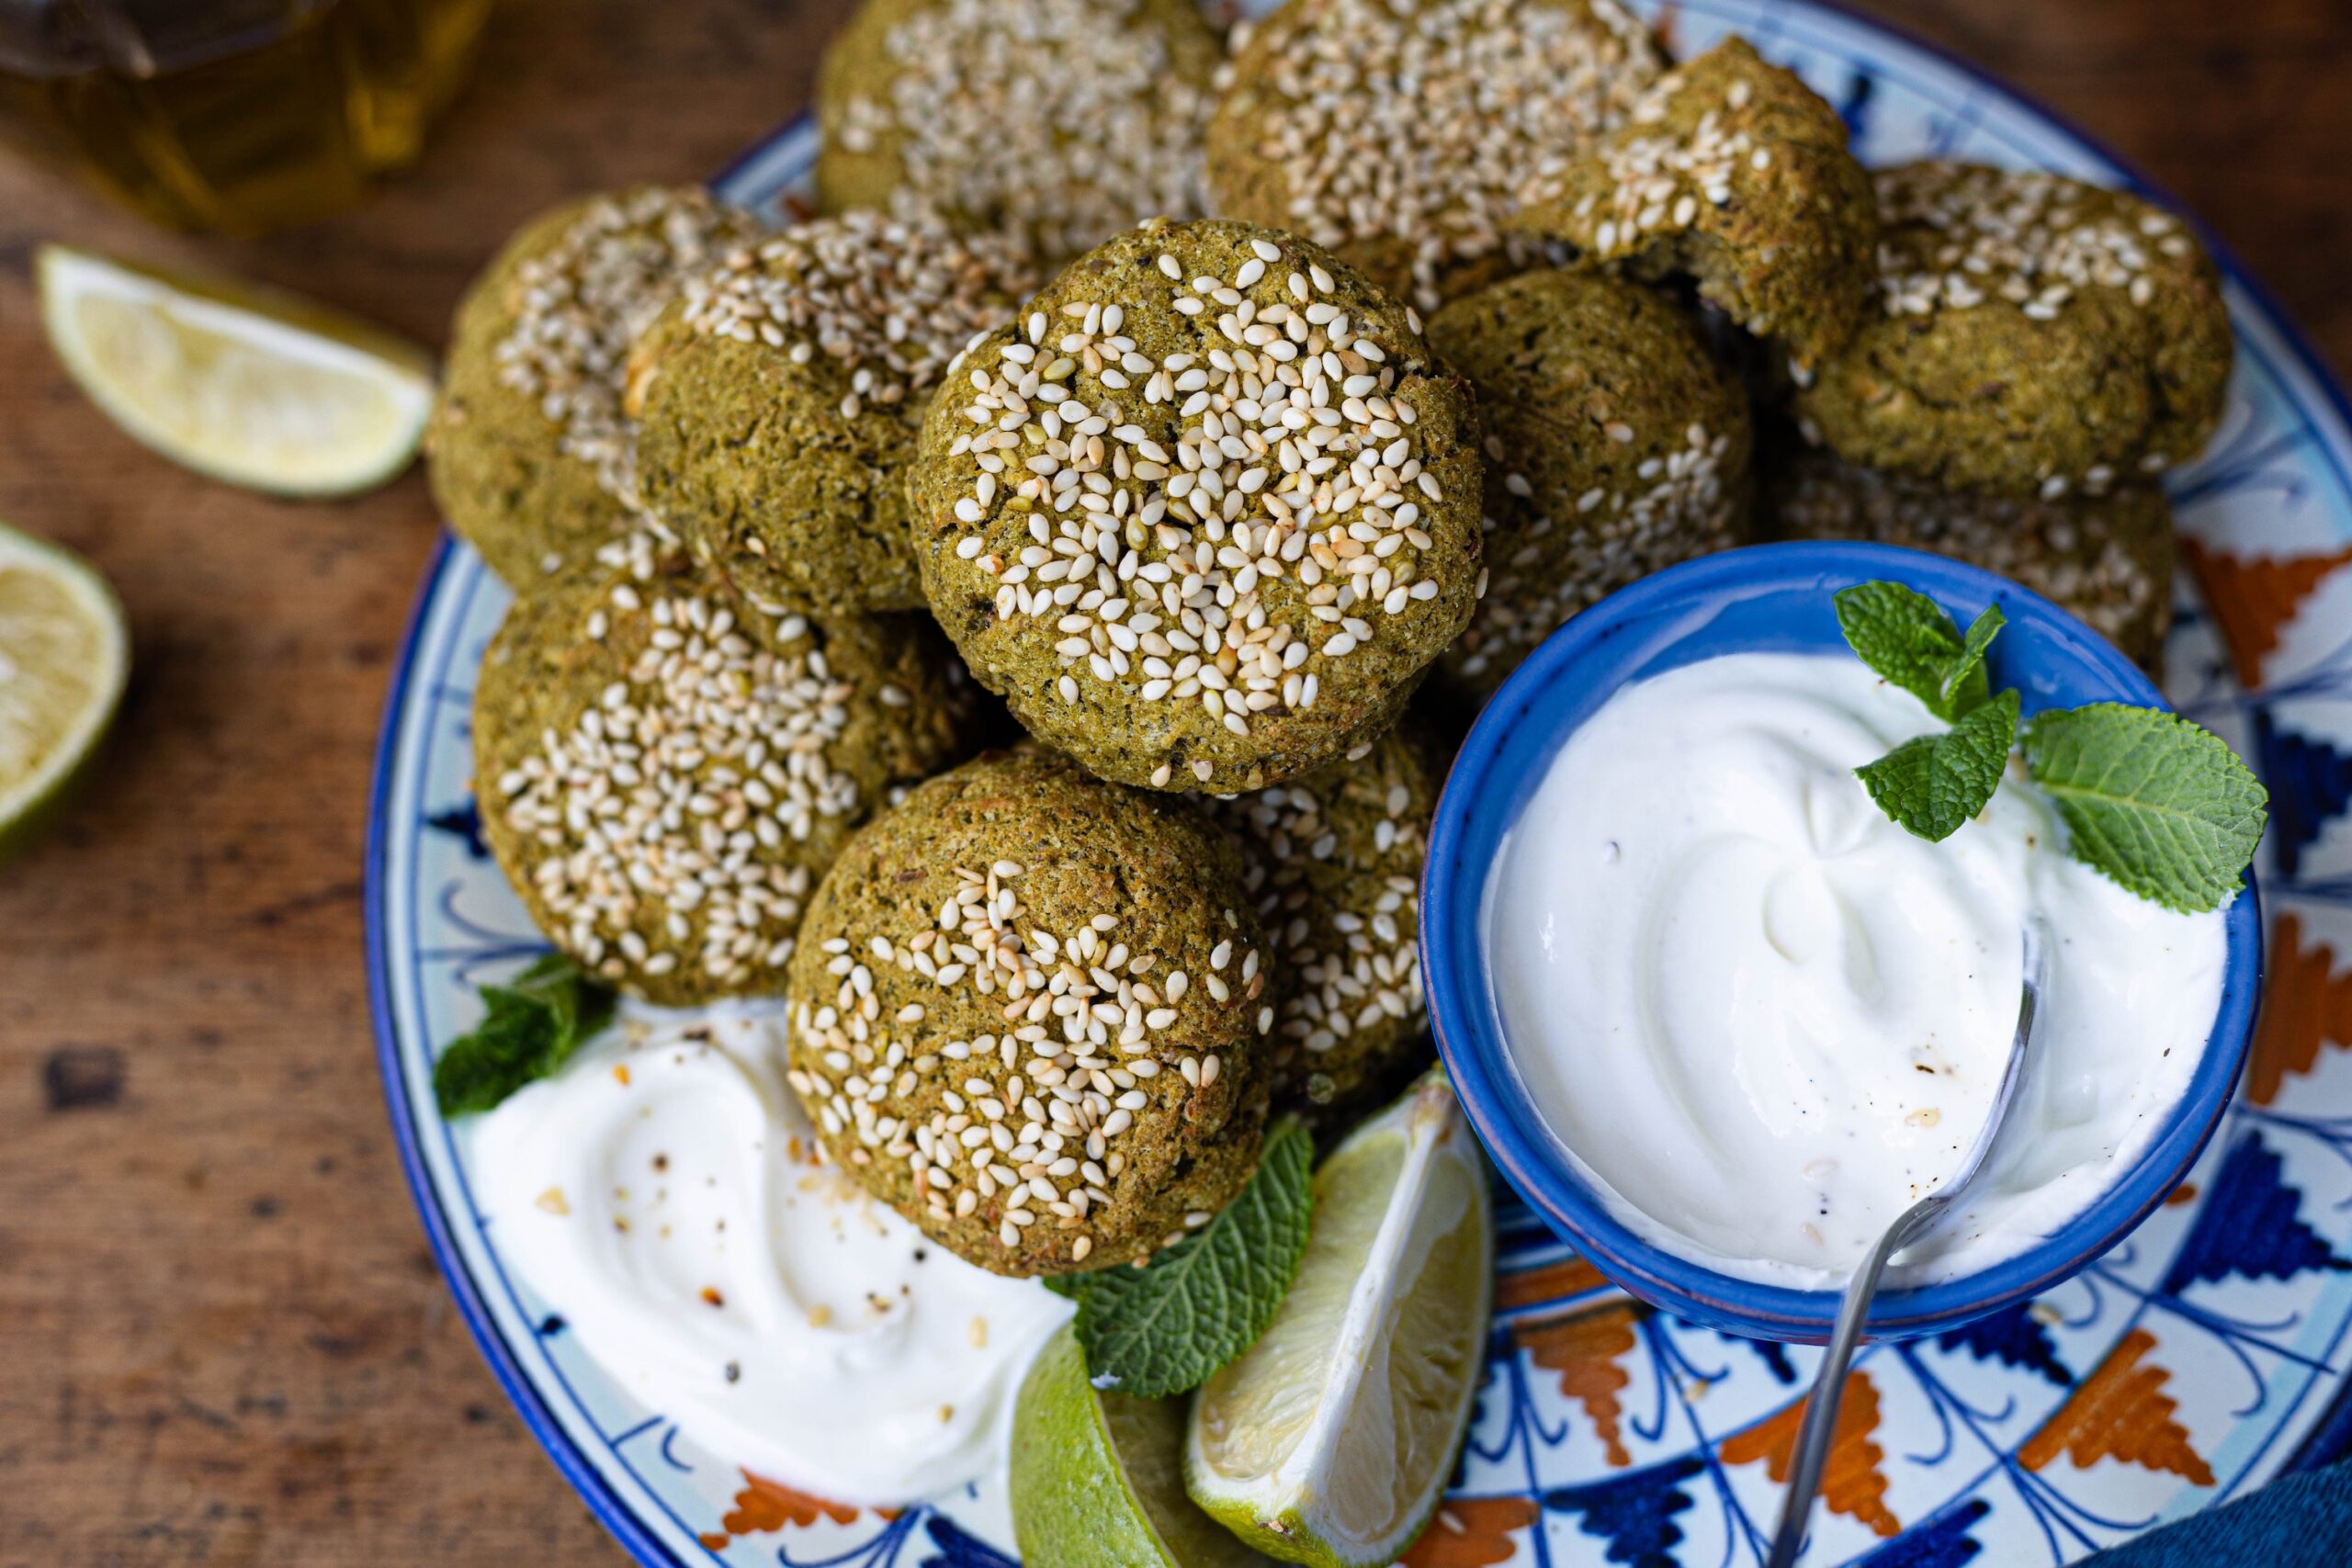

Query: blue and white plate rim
<box><xmin>364</xmin><ymin>1</ymin><xmax>2352</xmax><ymax>1564</ymax></box>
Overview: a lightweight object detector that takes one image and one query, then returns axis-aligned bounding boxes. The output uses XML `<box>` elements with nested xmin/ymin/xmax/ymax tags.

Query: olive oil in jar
<box><xmin>0</xmin><ymin>0</ymin><xmax>493</xmax><ymax>235</ymax></box>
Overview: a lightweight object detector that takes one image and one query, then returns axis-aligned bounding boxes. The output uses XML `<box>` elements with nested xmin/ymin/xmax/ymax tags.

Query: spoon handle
<box><xmin>1761</xmin><ymin>1196</ymin><xmax>1942</xmax><ymax>1568</ymax></box>
<box><xmin>1762</xmin><ymin>961</ymin><xmax>2041</xmax><ymax>1567</ymax></box>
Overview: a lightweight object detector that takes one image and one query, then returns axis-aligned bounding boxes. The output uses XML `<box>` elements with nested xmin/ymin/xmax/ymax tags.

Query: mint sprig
<box><xmin>434</xmin><ymin>953</ymin><xmax>617</xmax><ymax>1116</ymax></box>
<box><xmin>1833</xmin><ymin>580</ymin><xmax>2266</xmax><ymax>909</ymax></box>
<box><xmin>1048</xmin><ymin>1115</ymin><xmax>1314</xmax><ymax>1398</ymax></box>
<box><xmin>1838</xmin><ymin>581</ymin><xmax>2013</xmax><ymax>839</ymax></box>
<box><xmin>2025</xmin><ymin>705</ymin><xmax>2268</xmax><ymax>913</ymax></box>
<box><xmin>1835</xmin><ymin>581</ymin><xmax>2003</xmax><ymax>720</ymax></box>
<box><xmin>1857</xmin><ymin>688</ymin><xmax>2019</xmax><ymax>842</ymax></box>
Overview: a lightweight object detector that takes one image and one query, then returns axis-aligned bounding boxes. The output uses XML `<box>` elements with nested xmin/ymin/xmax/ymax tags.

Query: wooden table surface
<box><xmin>1</xmin><ymin>0</ymin><xmax>2346</xmax><ymax>1561</ymax></box>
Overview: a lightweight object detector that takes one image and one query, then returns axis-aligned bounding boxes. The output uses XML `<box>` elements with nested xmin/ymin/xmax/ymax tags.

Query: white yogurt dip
<box><xmin>469</xmin><ymin>1007</ymin><xmax>1070</xmax><ymax>1504</ymax></box>
<box><xmin>1485</xmin><ymin>650</ymin><xmax>2228</xmax><ymax>1287</ymax></box>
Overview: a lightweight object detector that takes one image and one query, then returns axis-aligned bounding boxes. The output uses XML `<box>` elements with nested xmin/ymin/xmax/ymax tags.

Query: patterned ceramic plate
<box><xmin>367</xmin><ymin>2</ymin><xmax>2352</xmax><ymax>1563</ymax></box>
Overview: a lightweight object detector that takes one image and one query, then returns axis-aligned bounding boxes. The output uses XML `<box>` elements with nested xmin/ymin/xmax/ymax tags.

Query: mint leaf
<box><xmin>1836</xmin><ymin>581</ymin><xmax>1999</xmax><ymax>720</ymax></box>
<box><xmin>2025</xmin><ymin>704</ymin><xmax>2269</xmax><ymax>912</ymax></box>
<box><xmin>434</xmin><ymin>953</ymin><xmax>617</xmax><ymax>1116</ymax></box>
<box><xmin>1855</xmin><ymin>689</ymin><xmax>2020</xmax><ymax>841</ymax></box>
<box><xmin>1062</xmin><ymin>1116</ymin><xmax>1314</xmax><ymax>1398</ymax></box>
<box><xmin>1943</xmin><ymin>604</ymin><xmax>2005</xmax><ymax>716</ymax></box>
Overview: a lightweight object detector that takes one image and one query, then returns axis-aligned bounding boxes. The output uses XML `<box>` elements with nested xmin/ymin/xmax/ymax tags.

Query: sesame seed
<box><xmin>790</xmin><ymin>856</ymin><xmax>1262</xmax><ymax>1256</ymax></box>
<box><xmin>832</xmin><ymin>0</ymin><xmax>1215</xmax><ymax>259</ymax></box>
<box><xmin>1863</xmin><ymin>163</ymin><xmax>2176</xmax><ymax>325</ymax></box>
<box><xmin>495</xmin><ymin>186</ymin><xmax>756</xmax><ymax>512</ymax></box>
<box><xmin>1775</xmin><ymin>453</ymin><xmax>2167</xmax><ymax>652</ymax></box>
<box><xmin>496</xmin><ymin>563</ymin><xmax>893</xmax><ymax>991</ymax></box>
<box><xmin>934</xmin><ymin>224</ymin><xmax>1455</xmax><ymax>779</ymax></box>
<box><xmin>1452</xmin><ymin>420</ymin><xmax>1737</xmax><ymax>688</ymax></box>
<box><xmin>1233</xmin><ymin>0</ymin><xmax>1662</xmax><ymax>311</ymax></box>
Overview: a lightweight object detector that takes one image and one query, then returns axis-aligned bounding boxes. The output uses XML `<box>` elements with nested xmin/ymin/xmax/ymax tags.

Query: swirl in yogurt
<box><xmin>1485</xmin><ymin>651</ymin><xmax>2228</xmax><ymax>1285</ymax></box>
<box><xmin>469</xmin><ymin>1008</ymin><xmax>1069</xmax><ymax>1504</ymax></box>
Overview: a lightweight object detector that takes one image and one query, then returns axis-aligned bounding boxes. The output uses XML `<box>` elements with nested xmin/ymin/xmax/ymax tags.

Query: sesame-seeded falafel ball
<box><xmin>1512</xmin><ymin>39</ymin><xmax>1877</xmax><ymax>377</ymax></box>
<box><xmin>631</xmin><ymin>210</ymin><xmax>1040</xmax><ymax>616</ymax></box>
<box><xmin>428</xmin><ymin>187</ymin><xmax>760</xmax><ymax>586</ymax></box>
<box><xmin>1206</xmin><ymin>0</ymin><xmax>1667</xmax><ymax>312</ymax></box>
<box><xmin>1766</xmin><ymin>449</ymin><xmax>2177</xmax><ymax>671</ymax></box>
<box><xmin>815</xmin><ymin>0</ymin><xmax>1223</xmax><ymax>262</ymax></box>
<box><xmin>1792</xmin><ymin>163</ymin><xmax>2233</xmax><ymax>499</ymax></box>
<box><xmin>1427</xmin><ymin>269</ymin><xmax>1754</xmax><ymax>700</ymax></box>
<box><xmin>785</xmin><ymin>749</ymin><xmax>1272</xmax><ymax>1276</ymax></box>
<box><xmin>1203</xmin><ymin>721</ymin><xmax>1437</xmax><ymax>1112</ymax></box>
<box><xmin>473</xmin><ymin>536</ymin><xmax>979</xmax><ymax>1007</ymax></box>
<box><xmin>907</xmin><ymin>218</ymin><xmax>1486</xmax><ymax>795</ymax></box>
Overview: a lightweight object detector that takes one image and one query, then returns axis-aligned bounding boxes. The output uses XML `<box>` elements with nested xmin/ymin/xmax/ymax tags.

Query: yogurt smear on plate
<box><xmin>1485</xmin><ymin>650</ymin><xmax>2228</xmax><ymax>1287</ymax></box>
<box><xmin>469</xmin><ymin>1007</ymin><xmax>1069</xmax><ymax>1504</ymax></box>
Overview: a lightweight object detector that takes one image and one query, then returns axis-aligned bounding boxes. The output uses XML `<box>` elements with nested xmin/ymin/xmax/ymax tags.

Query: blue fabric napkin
<box><xmin>2080</xmin><ymin>1458</ymin><xmax>2352</xmax><ymax>1565</ymax></box>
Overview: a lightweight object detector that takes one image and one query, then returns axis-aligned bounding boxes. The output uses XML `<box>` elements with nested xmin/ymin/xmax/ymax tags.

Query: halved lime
<box><xmin>0</xmin><ymin>521</ymin><xmax>129</xmax><ymax>862</ymax></box>
<box><xmin>38</xmin><ymin>244</ymin><xmax>436</xmax><ymax>498</ymax></box>
<box><xmin>1186</xmin><ymin>1071</ymin><xmax>1495</xmax><ymax>1568</ymax></box>
<box><xmin>1012</xmin><ymin>1323</ymin><xmax>1276</xmax><ymax>1566</ymax></box>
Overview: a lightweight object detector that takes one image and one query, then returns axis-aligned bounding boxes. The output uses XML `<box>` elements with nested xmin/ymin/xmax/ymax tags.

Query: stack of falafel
<box><xmin>428</xmin><ymin>0</ymin><xmax>2233</xmax><ymax>1280</ymax></box>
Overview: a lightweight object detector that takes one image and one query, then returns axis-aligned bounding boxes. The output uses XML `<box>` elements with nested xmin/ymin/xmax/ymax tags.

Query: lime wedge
<box><xmin>1012</xmin><ymin>1323</ymin><xmax>1276</xmax><ymax>1567</ymax></box>
<box><xmin>0</xmin><ymin>520</ymin><xmax>128</xmax><ymax>862</ymax></box>
<box><xmin>1186</xmin><ymin>1071</ymin><xmax>1495</xmax><ymax>1567</ymax></box>
<box><xmin>38</xmin><ymin>244</ymin><xmax>436</xmax><ymax>498</ymax></box>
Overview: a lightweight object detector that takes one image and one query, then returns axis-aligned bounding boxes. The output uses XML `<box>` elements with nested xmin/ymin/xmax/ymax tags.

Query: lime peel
<box><xmin>0</xmin><ymin>520</ymin><xmax>129</xmax><ymax>862</ymax></box>
<box><xmin>38</xmin><ymin>244</ymin><xmax>436</xmax><ymax>498</ymax></box>
<box><xmin>1012</xmin><ymin>1323</ymin><xmax>1276</xmax><ymax>1566</ymax></box>
<box><xmin>1185</xmin><ymin>1071</ymin><xmax>1495</xmax><ymax>1568</ymax></box>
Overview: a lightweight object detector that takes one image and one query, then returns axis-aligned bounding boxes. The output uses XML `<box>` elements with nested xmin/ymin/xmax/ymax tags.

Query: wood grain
<box><xmin>0</xmin><ymin>1</ymin><xmax>2343</xmax><ymax>1562</ymax></box>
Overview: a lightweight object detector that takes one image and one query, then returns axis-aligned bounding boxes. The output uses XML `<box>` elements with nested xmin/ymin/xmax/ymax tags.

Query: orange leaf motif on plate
<box><xmin>2247</xmin><ymin>911</ymin><xmax>2352</xmax><ymax>1106</ymax></box>
<box><xmin>2020</xmin><ymin>1327</ymin><xmax>2214</xmax><ymax>1485</ymax></box>
<box><xmin>1403</xmin><ymin>1495</ymin><xmax>1543</xmax><ymax>1568</ymax></box>
<box><xmin>2181</xmin><ymin>537</ymin><xmax>2352</xmax><ymax>687</ymax></box>
<box><xmin>1515</xmin><ymin>1303</ymin><xmax>1643</xmax><ymax>1465</ymax></box>
<box><xmin>1721</xmin><ymin>1369</ymin><xmax>1900</xmax><ymax>1538</ymax></box>
<box><xmin>696</xmin><ymin>1471</ymin><xmax>873</xmax><ymax>1550</ymax></box>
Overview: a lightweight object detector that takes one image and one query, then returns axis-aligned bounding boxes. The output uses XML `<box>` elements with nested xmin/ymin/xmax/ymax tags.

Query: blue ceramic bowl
<box><xmin>1422</xmin><ymin>541</ymin><xmax>2264</xmax><ymax>1343</ymax></box>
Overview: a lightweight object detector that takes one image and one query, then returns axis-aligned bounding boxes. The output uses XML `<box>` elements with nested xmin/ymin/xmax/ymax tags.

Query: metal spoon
<box><xmin>1762</xmin><ymin>942</ymin><xmax>2045</xmax><ymax>1568</ymax></box>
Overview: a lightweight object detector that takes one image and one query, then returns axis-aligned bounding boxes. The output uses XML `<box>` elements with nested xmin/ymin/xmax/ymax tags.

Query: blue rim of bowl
<box><xmin>1422</xmin><ymin>540</ymin><xmax>2267</xmax><ymax>1344</ymax></box>
<box><xmin>360</xmin><ymin>13</ymin><xmax>2352</xmax><ymax>1561</ymax></box>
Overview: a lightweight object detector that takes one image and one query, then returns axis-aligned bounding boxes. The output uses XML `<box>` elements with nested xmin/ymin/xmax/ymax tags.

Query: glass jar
<box><xmin>0</xmin><ymin>0</ymin><xmax>494</xmax><ymax>234</ymax></box>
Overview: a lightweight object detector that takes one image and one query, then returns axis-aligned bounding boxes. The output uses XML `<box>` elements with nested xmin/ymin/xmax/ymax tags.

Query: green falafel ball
<box><xmin>472</xmin><ymin>536</ymin><xmax>979</xmax><ymax>1007</ymax></box>
<box><xmin>1512</xmin><ymin>38</ymin><xmax>1878</xmax><ymax>376</ymax></box>
<box><xmin>1206</xmin><ymin>0</ymin><xmax>1668</xmax><ymax>312</ymax></box>
<box><xmin>1792</xmin><ymin>162</ymin><xmax>2233</xmax><ymax>498</ymax></box>
<box><xmin>631</xmin><ymin>209</ymin><xmax>1040</xmax><ymax>615</ymax></box>
<box><xmin>1427</xmin><ymin>269</ymin><xmax>1754</xmax><ymax>700</ymax></box>
<box><xmin>908</xmin><ymin>218</ymin><xmax>1487</xmax><ymax>795</ymax></box>
<box><xmin>815</xmin><ymin>0</ymin><xmax>1223</xmax><ymax>262</ymax></box>
<box><xmin>785</xmin><ymin>749</ymin><xmax>1273</xmax><ymax>1275</ymax></box>
<box><xmin>1203</xmin><ymin>721</ymin><xmax>1438</xmax><ymax>1112</ymax></box>
<box><xmin>428</xmin><ymin>186</ymin><xmax>760</xmax><ymax>586</ymax></box>
<box><xmin>1766</xmin><ymin>448</ymin><xmax>2177</xmax><ymax>671</ymax></box>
